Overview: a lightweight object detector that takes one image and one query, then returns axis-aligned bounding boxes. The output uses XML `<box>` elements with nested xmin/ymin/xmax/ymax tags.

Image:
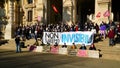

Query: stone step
<box><xmin>101</xmin><ymin>54</ymin><xmax>120</xmax><ymax>61</ymax></box>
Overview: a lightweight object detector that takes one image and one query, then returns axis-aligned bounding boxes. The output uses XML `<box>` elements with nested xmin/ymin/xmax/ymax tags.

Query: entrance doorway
<box><xmin>76</xmin><ymin>0</ymin><xmax>95</xmax><ymax>30</ymax></box>
<box><xmin>47</xmin><ymin>0</ymin><xmax>63</xmax><ymax>24</ymax></box>
<box><xmin>112</xmin><ymin>0</ymin><xmax>120</xmax><ymax>21</ymax></box>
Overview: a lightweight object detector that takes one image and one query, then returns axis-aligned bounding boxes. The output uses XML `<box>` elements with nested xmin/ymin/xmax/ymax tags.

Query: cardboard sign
<box><xmin>34</xmin><ymin>46</ymin><xmax>43</xmax><ymax>52</ymax></box>
<box><xmin>50</xmin><ymin>46</ymin><xmax>59</xmax><ymax>54</ymax></box>
<box><xmin>59</xmin><ymin>48</ymin><xmax>68</xmax><ymax>55</ymax></box>
<box><xmin>77</xmin><ymin>50</ymin><xmax>88</xmax><ymax>57</ymax></box>
<box><xmin>68</xmin><ymin>49</ymin><xmax>77</xmax><ymax>56</ymax></box>
<box><xmin>87</xmin><ymin>50</ymin><xmax>99</xmax><ymax>58</ymax></box>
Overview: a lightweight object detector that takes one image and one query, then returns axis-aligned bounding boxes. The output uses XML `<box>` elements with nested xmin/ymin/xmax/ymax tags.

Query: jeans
<box><xmin>16</xmin><ymin>43</ymin><xmax>21</xmax><ymax>53</ymax></box>
<box><xmin>109</xmin><ymin>38</ymin><xmax>114</xmax><ymax>46</ymax></box>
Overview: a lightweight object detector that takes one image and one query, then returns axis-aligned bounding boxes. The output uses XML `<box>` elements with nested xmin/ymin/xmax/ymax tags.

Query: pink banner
<box><xmin>76</xmin><ymin>50</ymin><xmax>88</xmax><ymax>57</ymax></box>
<box><xmin>50</xmin><ymin>46</ymin><xmax>59</xmax><ymax>54</ymax></box>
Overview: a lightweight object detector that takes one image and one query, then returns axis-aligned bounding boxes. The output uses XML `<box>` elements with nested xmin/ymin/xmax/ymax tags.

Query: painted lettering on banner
<box><xmin>61</xmin><ymin>32</ymin><xmax>94</xmax><ymax>45</ymax></box>
<box><xmin>43</xmin><ymin>32</ymin><xmax>60</xmax><ymax>44</ymax></box>
<box><xmin>43</xmin><ymin>31</ymin><xmax>94</xmax><ymax>45</ymax></box>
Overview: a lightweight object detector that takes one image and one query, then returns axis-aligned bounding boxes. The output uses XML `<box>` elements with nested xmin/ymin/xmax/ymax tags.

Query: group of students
<box><xmin>71</xmin><ymin>43</ymin><xmax>96</xmax><ymax>50</ymax></box>
<box><xmin>15</xmin><ymin>34</ymin><xmax>96</xmax><ymax>53</ymax></box>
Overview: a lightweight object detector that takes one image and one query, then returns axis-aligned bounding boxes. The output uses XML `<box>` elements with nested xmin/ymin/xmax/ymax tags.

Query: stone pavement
<box><xmin>0</xmin><ymin>38</ymin><xmax>120</xmax><ymax>61</ymax></box>
<box><xmin>0</xmin><ymin>49</ymin><xmax>120</xmax><ymax>68</ymax></box>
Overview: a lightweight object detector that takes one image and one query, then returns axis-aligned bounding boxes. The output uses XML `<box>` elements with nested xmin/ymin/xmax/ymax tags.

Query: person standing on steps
<box><xmin>108</xmin><ymin>27</ymin><xmax>115</xmax><ymax>46</ymax></box>
<box><xmin>15</xmin><ymin>35</ymin><xmax>21</xmax><ymax>53</ymax></box>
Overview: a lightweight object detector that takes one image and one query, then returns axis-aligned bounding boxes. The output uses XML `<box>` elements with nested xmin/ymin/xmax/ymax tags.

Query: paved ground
<box><xmin>0</xmin><ymin>49</ymin><xmax>120</xmax><ymax>68</ymax></box>
<box><xmin>0</xmin><ymin>38</ymin><xmax>120</xmax><ymax>68</ymax></box>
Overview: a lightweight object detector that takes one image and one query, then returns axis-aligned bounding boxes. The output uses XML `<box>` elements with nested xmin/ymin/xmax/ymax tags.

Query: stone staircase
<box><xmin>0</xmin><ymin>38</ymin><xmax>120</xmax><ymax>61</ymax></box>
<box><xmin>0</xmin><ymin>39</ymin><xmax>16</xmax><ymax>50</ymax></box>
<box><xmin>94</xmin><ymin>38</ymin><xmax>120</xmax><ymax>61</ymax></box>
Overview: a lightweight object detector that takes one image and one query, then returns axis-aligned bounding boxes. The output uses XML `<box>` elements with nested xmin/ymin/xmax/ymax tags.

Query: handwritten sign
<box><xmin>76</xmin><ymin>50</ymin><xmax>88</xmax><ymax>57</ymax></box>
<box><xmin>59</xmin><ymin>48</ymin><xmax>68</xmax><ymax>55</ymax></box>
<box><xmin>34</xmin><ymin>46</ymin><xmax>43</xmax><ymax>52</ymax></box>
<box><xmin>87</xmin><ymin>50</ymin><xmax>99</xmax><ymax>58</ymax></box>
<box><xmin>68</xmin><ymin>49</ymin><xmax>77</xmax><ymax>56</ymax></box>
<box><xmin>50</xmin><ymin>46</ymin><xmax>59</xmax><ymax>54</ymax></box>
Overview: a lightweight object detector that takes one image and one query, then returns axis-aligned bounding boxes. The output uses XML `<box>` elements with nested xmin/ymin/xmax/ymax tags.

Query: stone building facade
<box><xmin>0</xmin><ymin>0</ymin><xmax>118</xmax><ymax>39</ymax></box>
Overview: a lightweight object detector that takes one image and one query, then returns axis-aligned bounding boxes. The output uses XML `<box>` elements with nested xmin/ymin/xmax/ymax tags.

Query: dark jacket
<box><xmin>15</xmin><ymin>37</ymin><xmax>20</xmax><ymax>44</ymax></box>
<box><xmin>108</xmin><ymin>30</ymin><xmax>115</xmax><ymax>38</ymax></box>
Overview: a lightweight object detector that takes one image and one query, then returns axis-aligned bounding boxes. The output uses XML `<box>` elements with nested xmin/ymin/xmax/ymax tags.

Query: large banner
<box><xmin>43</xmin><ymin>31</ymin><xmax>94</xmax><ymax>46</ymax></box>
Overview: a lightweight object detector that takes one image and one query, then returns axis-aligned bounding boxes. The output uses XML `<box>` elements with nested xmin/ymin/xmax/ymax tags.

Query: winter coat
<box><xmin>108</xmin><ymin>30</ymin><xmax>115</xmax><ymax>38</ymax></box>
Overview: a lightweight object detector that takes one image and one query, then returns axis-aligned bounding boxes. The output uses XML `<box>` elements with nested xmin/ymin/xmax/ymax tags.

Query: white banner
<box><xmin>43</xmin><ymin>31</ymin><xmax>94</xmax><ymax>46</ymax></box>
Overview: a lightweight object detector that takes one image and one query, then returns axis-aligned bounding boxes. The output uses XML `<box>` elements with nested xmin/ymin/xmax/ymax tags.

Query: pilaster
<box><xmin>4</xmin><ymin>0</ymin><xmax>14</xmax><ymax>39</ymax></box>
<box><xmin>63</xmin><ymin>0</ymin><xmax>76</xmax><ymax>25</ymax></box>
<box><xmin>95</xmin><ymin>0</ymin><xmax>111</xmax><ymax>24</ymax></box>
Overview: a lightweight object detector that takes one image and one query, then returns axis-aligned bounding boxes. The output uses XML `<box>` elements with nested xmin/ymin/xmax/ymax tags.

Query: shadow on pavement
<box><xmin>0</xmin><ymin>40</ymin><xmax>9</xmax><ymax>46</ymax></box>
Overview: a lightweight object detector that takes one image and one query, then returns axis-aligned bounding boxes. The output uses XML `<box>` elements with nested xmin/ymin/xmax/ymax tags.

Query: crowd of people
<box><xmin>14</xmin><ymin>20</ymin><xmax>120</xmax><ymax>53</ymax></box>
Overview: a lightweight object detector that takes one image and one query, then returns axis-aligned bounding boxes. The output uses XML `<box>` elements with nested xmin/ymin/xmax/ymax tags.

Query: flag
<box><xmin>52</xmin><ymin>5</ymin><xmax>58</xmax><ymax>13</ymax></box>
<box><xmin>103</xmin><ymin>10</ymin><xmax>110</xmax><ymax>17</ymax></box>
<box><xmin>96</xmin><ymin>12</ymin><xmax>101</xmax><ymax>18</ymax></box>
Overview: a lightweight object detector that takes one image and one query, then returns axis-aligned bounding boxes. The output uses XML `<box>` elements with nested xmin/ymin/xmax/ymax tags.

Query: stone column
<box><xmin>63</xmin><ymin>0</ymin><xmax>76</xmax><ymax>25</ymax></box>
<box><xmin>43</xmin><ymin>0</ymin><xmax>47</xmax><ymax>24</ymax></box>
<box><xmin>35</xmin><ymin>0</ymin><xmax>43</xmax><ymax>24</ymax></box>
<box><xmin>95</xmin><ymin>0</ymin><xmax>111</xmax><ymax>24</ymax></box>
<box><xmin>71</xmin><ymin>0</ymin><xmax>77</xmax><ymax>24</ymax></box>
<box><xmin>4</xmin><ymin>0</ymin><xmax>14</xmax><ymax>39</ymax></box>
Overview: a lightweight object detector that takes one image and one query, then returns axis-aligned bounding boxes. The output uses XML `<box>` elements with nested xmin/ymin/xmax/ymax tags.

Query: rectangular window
<box><xmin>28</xmin><ymin>0</ymin><xmax>33</xmax><ymax>4</ymax></box>
<box><xmin>28</xmin><ymin>10</ymin><xmax>32</xmax><ymax>22</ymax></box>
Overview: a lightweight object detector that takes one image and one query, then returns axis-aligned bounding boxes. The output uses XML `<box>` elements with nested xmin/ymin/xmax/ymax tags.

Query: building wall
<box><xmin>2</xmin><ymin>0</ymin><xmax>112</xmax><ymax>39</ymax></box>
<box><xmin>95</xmin><ymin>0</ymin><xmax>111</xmax><ymax>24</ymax></box>
<box><xmin>22</xmin><ymin>0</ymin><xmax>43</xmax><ymax>25</ymax></box>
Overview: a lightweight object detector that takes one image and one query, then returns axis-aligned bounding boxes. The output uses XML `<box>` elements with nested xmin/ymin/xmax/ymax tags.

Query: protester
<box><xmin>54</xmin><ymin>42</ymin><xmax>58</xmax><ymax>48</ymax></box>
<box><xmin>71</xmin><ymin>43</ymin><xmax>77</xmax><ymax>49</ymax></box>
<box><xmin>100</xmin><ymin>21</ymin><xmax>107</xmax><ymax>39</ymax></box>
<box><xmin>108</xmin><ymin>27</ymin><xmax>115</xmax><ymax>46</ymax></box>
<box><xmin>29</xmin><ymin>44</ymin><xmax>36</xmax><ymax>52</ymax></box>
<box><xmin>79</xmin><ymin>44</ymin><xmax>87</xmax><ymax>50</ymax></box>
<box><xmin>115</xmin><ymin>23</ymin><xmax>120</xmax><ymax>41</ymax></box>
<box><xmin>15</xmin><ymin>35</ymin><xmax>21</xmax><ymax>53</ymax></box>
<box><xmin>89</xmin><ymin>43</ymin><xmax>96</xmax><ymax>50</ymax></box>
<box><xmin>62</xmin><ymin>43</ymin><xmax>67</xmax><ymax>48</ymax></box>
